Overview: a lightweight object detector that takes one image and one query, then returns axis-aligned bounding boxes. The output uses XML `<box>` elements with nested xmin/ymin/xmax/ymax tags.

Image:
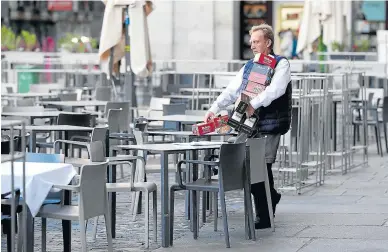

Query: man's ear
<box><xmin>266</xmin><ymin>39</ymin><xmax>272</xmax><ymax>48</ymax></box>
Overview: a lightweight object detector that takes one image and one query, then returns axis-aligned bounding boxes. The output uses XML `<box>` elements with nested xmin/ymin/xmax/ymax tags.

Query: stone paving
<box><xmin>2</xmin><ymin>146</ymin><xmax>388</xmax><ymax>252</ymax></box>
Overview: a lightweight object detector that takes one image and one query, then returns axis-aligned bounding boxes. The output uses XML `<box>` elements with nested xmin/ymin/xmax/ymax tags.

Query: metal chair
<box><xmin>58</xmin><ymin>93</ymin><xmax>78</xmax><ymax>101</ymax></box>
<box><xmin>162</xmin><ymin>103</ymin><xmax>186</xmax><ymax>131</ymax></box>
<box><xmin>1</xmin><ymin>189</ymin><xmax>21</xmax><ymax>252</ymax></box>
<box><xmin>36</xmin><ymin>112</ymin><xmax>95</xmax><ymax>152</ymax></box>
<box><xmin>377</xmin><ymin>96</ymin><xmax>388</xmax><ymax>153</ymax></box>
<box><xmin>89</xmin><ymin>141</ymin><xmax>157</xmax><ymax>249</ymax></box>
<box><xmin>352</xmin><ymin>93</ymin><xmax>383</xmax><ymax>156</ymax></box>
<box><xmin>246</xmin><ymin>138</ymin><xmax>275</xmax><ymax>232</ymax></box>
<box><xmin>169</xmin><ymin>142</ymin><xmax>254</xmax><ymax>248</ymax></box>
<box><xmin>37</xmin><ymin>158</ymin><xmax>113</xmax><ymax>252</ymax></box>
<box><xmin>95</xmin><ymin>86</ymin><xmax>112</xmax><ymax>101</ymax></box>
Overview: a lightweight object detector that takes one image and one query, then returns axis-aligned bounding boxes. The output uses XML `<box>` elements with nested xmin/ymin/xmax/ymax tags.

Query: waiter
<box><xmin>204</xmin><ymin>24</ymin><xmax>292</xmax><ymax>229</ymax></box>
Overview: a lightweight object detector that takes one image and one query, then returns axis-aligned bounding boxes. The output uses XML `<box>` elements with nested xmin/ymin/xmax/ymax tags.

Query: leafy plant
<box><xmin>58</xmin><ymin>33</ymin><xmax>98</xmax><ymax>53</ymax></box>
<box><xmin>20</xmin><ymin>30</ymin><xmax>37</xmax><ymax>50</ymax></box>
<box><xmin>1</xmin><ymin>25</ymin><xmax>17</xmax><ymax>50</ymax></box>
<box><xmin>353</xmin><ymin>39</ymin><xmax>370</xmax><ymax>52</ymax></box>
<box><xmin>331</xmin><ymin>41</ymin><xmax>345</xmax><ymax>52</ymax></box>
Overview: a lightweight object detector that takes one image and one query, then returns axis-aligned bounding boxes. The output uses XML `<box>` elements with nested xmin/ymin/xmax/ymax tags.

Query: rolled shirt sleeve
<box><xmin>250</xmin><ymin>59</ymin><xmax>291</xmax><ymax>109</ymax></box>
<box><xmin>209</xmin><ymin>66</ymin><xmax>244</xmax><ymax>115</ymax></box>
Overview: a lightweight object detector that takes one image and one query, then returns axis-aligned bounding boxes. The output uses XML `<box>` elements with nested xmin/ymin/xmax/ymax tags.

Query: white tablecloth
<box><xmin>1</xmin><ymin>162</ymin><xmax>77</xmax><ymax>216</ymax></box>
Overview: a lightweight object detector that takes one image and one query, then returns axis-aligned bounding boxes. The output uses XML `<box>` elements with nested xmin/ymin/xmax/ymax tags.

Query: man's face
<box><xmin>250</xmin><ymin>30</ymin><xmax>269</xmax><ymax>55</ymax></box>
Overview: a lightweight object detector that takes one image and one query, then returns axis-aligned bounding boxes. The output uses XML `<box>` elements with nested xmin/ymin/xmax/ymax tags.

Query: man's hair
<box><xmin>249</xmin><ymin>23</ymin><xmax>274</xmax><ymax>50</ymax></box>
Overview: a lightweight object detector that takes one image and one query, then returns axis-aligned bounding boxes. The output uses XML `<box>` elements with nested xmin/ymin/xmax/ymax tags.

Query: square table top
<box><xmin>11</xmin><ymin>125</ymin><xmax>94</xmax><ymax>132</ymax></box>
<box><xmin>1</xmin><ymin>161</ymin><xmax>77</xmax><ymax>216</ymax></box>
<box><xmin>114</xmin><ymin>142</ymin><xmax>225</xmax><ymax>153</ymax></box>
<box><xmin>40</xmin><ymin>100</ymin><xmax>108</xmax><ymax>107</ymax></box>
<box><xmin>147</xmin><ymin>115</ymin><xmax>204</xmax><ymax>124</ymax></box>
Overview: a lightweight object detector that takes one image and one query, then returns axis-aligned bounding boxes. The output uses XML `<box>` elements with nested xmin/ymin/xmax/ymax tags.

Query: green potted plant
<box><xmin>331</xmin><ymin>41</ymin><xmax>345</xmax><ymax>52</ymax></box>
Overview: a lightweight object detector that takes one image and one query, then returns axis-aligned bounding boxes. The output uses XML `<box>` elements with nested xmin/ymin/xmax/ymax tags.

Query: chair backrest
<box><xmin>95</xmin><ymin>86</ymin><xmax>112</xmax><ymax>101</ymax></box>
<box><xmin>149</xmin><ymin>97</ymin><xmax>170</xmax><ymax>118</ymax></box>
<box><xmin>29</xmin><ymin>83</ymin><xmax>63</xmax><ymax>93</ymax></box>
<box><xmin>218</xmin><ymin>142</ymin><xmax>246</xmax><ymax>192</ymax></box>
<box><xmin>6</xmin><ymin>87</ymin><xmax>13</xmax><ymax>93</ymax></box>
<box><xmin>163</xmin><ymin>103</ymin><xmax>186</xmax><ymax>130</ymax></box>
<box><xmin>105</xmin><ymin>102</ymin><xmax>130</xmax><ymax>131</ymax></box>
<box><xmin>383</xmin><ymin>96</ymin><xmax>388</xmax><ymax>122</ymax></box>
<box><xmin>57</xmin><ymin>112</ymin><xmax>94</xmax><ymax>127</ymax></box>
<box><xmin>16</xmin><ymin>98</ymin><xmax>35</xmax><ymax>106</ymax></box>
<box><xmin>247</xmin><ymin>138</ymin><xmax>267</xmax><ymax>184</ymax></box>
<box><xmin>24</xmin><ymin>153</ymin><xmax>65</xmax><ymax>163</ymax></box>
<box><xmin>89</xmin><ymin>141</ymin><xmax>106</xmax><ymax>162</ymax></box>
<box><xmin>57</xmin><ymin>112</ymin><xmax>94</xmax><ymax>139</ymax></box>
<box><xmin>79</xmin><ymin>160</ymin><xmax>109</xmax><ymax>219</ymax></box>
<box><xmin>58</xmin><ymin>93</ymin><xmax>78</xmax><ymax>101</ymax></box>
<box><xmin>107</xmin><ymin>108</ymin><xmax>123</xmax><ymax>146</ymax></box>
<box><xmin>3</xmin><ymin>106</ymin><xmax>44</xmax><ymax>113</ymax></box>
<box><xmin>134</xmin><ymin>117</ymin><xmax>148</xmax><ymax>132</ymax></box>
<box><xmin>107</xmin><ymin>108</ymin><xmax>122</xmax><ymax>133</ymax></box>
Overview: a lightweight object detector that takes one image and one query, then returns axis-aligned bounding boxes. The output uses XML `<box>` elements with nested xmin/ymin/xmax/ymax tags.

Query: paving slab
<box><xmin>298</xmin><ymin>239</ymin><xmax>388</xmax><ymax>252</ymax></box>
<box><xmin>296</xmin><ymin>226</ymin><xmax>388</xmax><ymax>240</ymax></box>
<box><xmin>275</xmin><ymin>213</ymin><xmax>387</xmax><ymax>226</ymax></box>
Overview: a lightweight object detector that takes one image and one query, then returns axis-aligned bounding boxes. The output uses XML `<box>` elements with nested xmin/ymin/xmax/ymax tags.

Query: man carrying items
<box><xmin>204</xmin><ymin>24</ymin><xmax>292</xmax><ymax>229</ymax></box>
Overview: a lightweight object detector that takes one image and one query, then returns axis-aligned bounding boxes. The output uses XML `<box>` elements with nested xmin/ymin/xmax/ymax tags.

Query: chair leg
<box><xmin>264</xmin><ymin>178</ymin><xmax>275</xmax><ymax>232</ymax></box>
<box><xmin>192</xmin><ymin>190</ymin><xmax>198</xmax><ymax>240</ymax></box>
<box><xmin>144</xmin><ymin>192</ymin><xmax>150</xmax><ymax>249</ymax></box>
<box><xmin>169</xmin><ymin>188</ymin><xmax>175</xmax><ymax>246</ymax></box>
<box><xmin>105</xmin><ymin>196</ymin><xmax>113</xmax><ymax>252</ymax></box>
<box><xmin>213</xmin><ymin>192</ymin><xmax>218</xmax><ymax>232</ymax></box>
<box><xmin>202</xmin><ymin>191</ymin><xmax>207</xmax><ymax>224</ymax></box>
<box><xmin>42</xmin><ymin>218</ymin><xmax>47</xmax><ymax>252</ymax></box>
<box><xmin>6</xmin><ymin>232</ymin><xmax>11</xmax><ymax>252</ymax></box>
<box><xmin>92</xmin><ymin>216</ymin><xmax>99</xmax><ymax>240</ymax></box>
<box><xmin>79</xmin><ymin>218</ymin><xmax>87</xmax><ymax>252</ymax></box>
<box><xmin>376</xmin><ymin>125</ymin><xmax>383</xmax><ymax>156</ymax></box>
<box><xmin>384</xmin><ymin>124</ymin><xmax>388</xmax><ymax>153</ymax></box>
<box><xmin>152</xmin><ymin>191</ymin><xmax>157</xmax><ymax>242</ymax></box>
<box><xmin>17</xmin><ymin>213</ymin><xmax>23</xmax><ymax>252</ymax></box>
<box><xmin>132</xmin><ymin>192</ymin><xmax>141</xmax><ymax>221</ymax></box>
<box><xmin>120</xmin><ymin>165</ymin><xmax>125</xmax><ymax>179</ymax></box>
<box><xmin>374</xmin><ymin>126</ymin><xmax>380</xmax><ymax>155</ymax></box>
<box><xmin>219</xmin><ymin>190</ymin><xmax>230</xmax><ymax>248</ymax></box>
<box><xmin>244</xmin><ymin>187</ymin><xmax>255</xmax><ymax>241</ymax></box>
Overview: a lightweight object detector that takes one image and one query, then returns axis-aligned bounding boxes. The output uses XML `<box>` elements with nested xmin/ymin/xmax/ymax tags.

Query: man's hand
<box><xmin>204</xmin><ymin>111</ymin><xmax>215</xmax><ymax>122</ymax></box>
<box><xmin>245</xmin><ymin>104</ymin><xmax>255</xmax><ymax>117</ymax></box>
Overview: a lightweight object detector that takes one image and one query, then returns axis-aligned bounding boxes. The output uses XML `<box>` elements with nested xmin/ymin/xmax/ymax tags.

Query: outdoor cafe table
<box><xmin>147</xmin><ymin>115</ymin><xmax>204</xmax><ymax>130</ymax></box>
<box><xmin>1</xmin><ymin>161</ymin><xmax>77</xmax><ymax>252</ymax></box>
<box><xmin>39</xmin><ymin>100</ymin><xmax>108</xmax><ymax>112</ymax></box>
<box><xmin>113</xmin><ymin>142</ymin><xmax>225</xmax><ymax>247</ymax></box>
<box><xmin>1</xmin><ymin>111</ymin><xmax>82</xmax><ymax>125</ymax></box>
<box><xmin>2</xmin><ymin>92</ymin><xmax>59</xmax><ymax>106</ymax></box>
<box><xmin>5</xmin><ymin>124</ymin><xmax>120</xmax><ymax>239</ymax></box>
<box><xmin>144</xmin><ymin>130</ymin><xmax>237</xmax><ymax>142</ymax></box>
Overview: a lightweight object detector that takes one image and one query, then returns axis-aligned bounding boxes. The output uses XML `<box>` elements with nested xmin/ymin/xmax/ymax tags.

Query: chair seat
<box><xmin>1</xmin><ymin>215</ymin><xmax>11</xmax><ymax>221</ymax></box>
<box><xmin>106</xmin><ymin>182</ymin><xmax>157</xmax><ymax>192</ymax></box>
<box><xmin>109</xmin><ymin>155</ymin><xmax>137</xmax><ymax>162</ymax></box>
<box><xmin>37</xmin><ymin>205</ymin><xmax>80</xmax><ymax>221</ymax></box>
<box><xmin>353</xmin><ymin>120</ymin><xmax>378</xmax><ymax>125</ymax></box>
<box><xmin>36</xmin><ymin>142</ymin><xmax>54</xmax><ymax>148</ymax></box>
<box><xmin>43</xmin><ymin>199</ymin><xmax>61</xmax><ymax>205</ymax></box>
<box><xmin>183</xmin><ymin>178</ymin><xmax>219</xmax><ymax>192</ymax></box>
<box><xmin>65</xmin><ymin>157</ymin><xmax>92</xmax><ymax>167</ymax></box>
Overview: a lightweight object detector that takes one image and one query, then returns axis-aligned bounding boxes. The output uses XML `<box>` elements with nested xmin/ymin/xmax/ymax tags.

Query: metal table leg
<box><xmin>161</xmin><ymin>152</ymin><xmax>170</xmax><ymax>247</ymax></box>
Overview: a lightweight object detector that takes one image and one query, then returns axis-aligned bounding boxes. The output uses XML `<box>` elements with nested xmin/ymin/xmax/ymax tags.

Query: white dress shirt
<box><xmin>209</xmin><ymin>58</ymin><xmax>291</xmax><ymax>114</ymax></box>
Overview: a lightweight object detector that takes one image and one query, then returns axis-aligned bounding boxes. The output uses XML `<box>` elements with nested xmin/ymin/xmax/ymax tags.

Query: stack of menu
<box><xmin>227</xmin><ymin>53</ymin><xmax>277</xmax><ymax>134</ymax></box>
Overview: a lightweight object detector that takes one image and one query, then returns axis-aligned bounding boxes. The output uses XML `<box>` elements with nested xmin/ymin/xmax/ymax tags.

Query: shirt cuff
<box><xmin>209</xmin><ymin>103</ymin><xmax>220</xmax><ymax>115</ymax></box>
<box><xmin>250</xmin><ymin>97</ymin><xmax>262</xmax><ymax>110</ymax></box>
